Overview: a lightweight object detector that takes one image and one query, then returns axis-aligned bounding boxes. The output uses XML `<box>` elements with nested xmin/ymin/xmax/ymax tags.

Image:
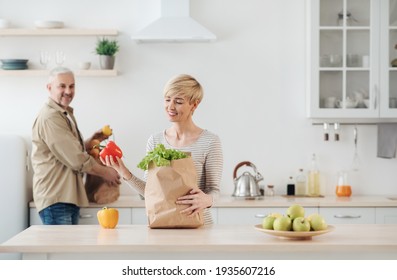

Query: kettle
<box><xmin>232</xmin><ymin>161</ymin><xmax>263</xmax><ymax>197</ymax></box>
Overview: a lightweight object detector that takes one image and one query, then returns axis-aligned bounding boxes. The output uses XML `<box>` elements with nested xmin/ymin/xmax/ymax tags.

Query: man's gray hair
<box><xmin>48</xmin><ymin>67</ymin><xmax>74</xmax><ymax>83</ymax></box>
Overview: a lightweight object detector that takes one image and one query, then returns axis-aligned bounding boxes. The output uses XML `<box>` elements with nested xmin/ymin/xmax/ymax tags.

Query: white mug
<box><xmin>362</xmin><ymin>55</ymin><xmax>370</xmax><ymax>67</ymax></box>
<box><xmin>324</xmin><ymin>97</ymin><xmax>336</xmax><ymax>108</ymax></box>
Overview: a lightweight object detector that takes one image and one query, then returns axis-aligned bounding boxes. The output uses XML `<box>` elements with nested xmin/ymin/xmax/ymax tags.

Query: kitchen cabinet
<box><xmin>217</xmin><ymin>207</ymin><xmax>318</xmax><ymax>225</ymax></box>
<box><xmin>29</xmin><ymin>208</ymin><xmax>132</xmax><ymax>225</ymax></box>
<box><xmin>319</xmin><ymin>207</ymin><xmax>376</xmax><ymax>224</ymax></box>
<box><xmin>0</xmin><ymin>28</ymin><xmax>118</xmax><ymax>77</ymax></box>
<box><xmin>376</xmin><ymin>207</ymin><xmax>397</xmax><ymax>223</ymax></box>
<box><xmin>306</xmin><ymin>0</ymin><xmax>397</xmax><ymax>120</ymax></box>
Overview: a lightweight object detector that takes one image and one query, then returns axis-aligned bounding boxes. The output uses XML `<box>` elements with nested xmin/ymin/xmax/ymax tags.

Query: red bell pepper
<box><xmin>100</xmin><ymin>141</ymin><xmax>123</xmax><ymax>162</ymax></box>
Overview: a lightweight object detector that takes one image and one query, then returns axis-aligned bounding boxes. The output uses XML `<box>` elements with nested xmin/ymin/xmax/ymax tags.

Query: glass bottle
<box><xmin>308</xmin><ymin>154</ymin><xmax>321</xmax><ymax>197</ymax></box>
<box><xmin>287</xmin><ymin>176</ymin><xmax>295</xmax><ymax>196</ymax></box>
<box><xmin>295</xmin><ymin>168</ymin><xmax>307</xmax><ymax>196</ymax></box>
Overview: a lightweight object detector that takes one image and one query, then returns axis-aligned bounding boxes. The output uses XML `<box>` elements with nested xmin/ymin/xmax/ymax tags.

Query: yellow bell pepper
<box><xmin>97</xmin><ymin>207</ymin><xmax>119</xmax><ymax>229</ymax></box>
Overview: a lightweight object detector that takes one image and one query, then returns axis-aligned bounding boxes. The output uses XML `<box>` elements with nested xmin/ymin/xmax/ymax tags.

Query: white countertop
<box><xmin>29</xmin><ymin>195</ymin><xmax>397</xmax><ymax>208</ymax></box>
<box><xmin>1</xmin><ymin>224</ymin><xmax>397</xmax><ymax>260</ymax></box>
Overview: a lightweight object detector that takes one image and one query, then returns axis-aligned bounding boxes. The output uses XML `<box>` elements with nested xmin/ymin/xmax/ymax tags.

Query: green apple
<box><xmin>292</xmin><ymin>217</ymin><xmax>311</xmax><ymax>232</ymax></box>
<box><xmin>309</xmin><ymin>214</ymin><xmax>327</xmax><ymax>231</ymax></box>
<box><xmin>262</xmin><ymin>216</ymin><xmax>276</xmax><ymax>230</ymax></box>
<box><xmin>273</xmin><ymin>216</ymin><xmax>292</xmax><ymax>231</ymax></box>
<box><xmin>269</xmin><ymin>212</ymin><xmax>282</xmax><ymax>218</ymax></box>
<box><xmin>286</xmin><ymin>204</ymin><xmax>305</xmax><ymax>220</ymax></box>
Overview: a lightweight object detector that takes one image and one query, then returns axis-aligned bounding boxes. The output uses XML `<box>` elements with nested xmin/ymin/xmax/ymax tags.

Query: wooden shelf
<box><xmin>0</xmin><ymin>28</ymin><xmax>118</xmax><ymax>36</ymax></box>
<box><xmin>0</xmin><ymin>69</ymin><xmax>118</xmax><ymax>77</ymax></box>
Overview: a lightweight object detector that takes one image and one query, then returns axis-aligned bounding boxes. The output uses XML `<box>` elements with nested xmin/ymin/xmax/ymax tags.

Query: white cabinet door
<box><xmin>306</xmin><ymin>0</ymin><xmax>397</xmax><ymax>120</ymax></box>
<box><xmin>319</xmin><ymin>207</ymin><xmax>375</xmax><ymax>224</ymax></box>
<box><xmin>376</xmin><ymin>207</ymin><xmax>397</xmax><ymax>224</ymax></box>
<box><xmin>379</xmin><ymin>0</ymin><xmax>397</xmax><ymax>117</ymax></box>
<box><xmin>29</xmin><ymin>208</ymin><xmax>132</xmax><ymax>225</ymax></box>
<box><xmin>217</xmin><ymin>207</ymin><xmax>318</xmax><ymax>225</ymax></box>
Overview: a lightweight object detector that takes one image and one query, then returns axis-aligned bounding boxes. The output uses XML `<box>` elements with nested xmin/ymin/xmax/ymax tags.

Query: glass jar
<box><xmin>335</xmin><ymin>171</ymin><xmax>352</xmax><ymax>197</ymax></box>
<box><xmin>266</xmin><ymin>185</ymin><xmax>275</xmax><ymax>197</ymax></box>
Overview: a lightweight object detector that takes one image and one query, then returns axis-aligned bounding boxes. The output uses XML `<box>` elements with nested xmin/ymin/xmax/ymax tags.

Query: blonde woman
<box><xmin>103</xmin><ymin>74</ymin><xmax>223</xmax><ymax>225</ymax></box>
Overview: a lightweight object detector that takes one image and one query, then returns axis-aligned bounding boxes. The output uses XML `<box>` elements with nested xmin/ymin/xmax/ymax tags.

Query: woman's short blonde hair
<box><xmin>163</xmin><ymin>74</ymin><xmax>203</xmax><ymax>104</ymax></box>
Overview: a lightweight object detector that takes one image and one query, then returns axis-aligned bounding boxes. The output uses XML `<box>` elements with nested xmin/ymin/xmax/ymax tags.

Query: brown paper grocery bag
<box><xmin>85</xmin><ymin>174</ymin><xmax>120</xmax><ymax>204</ymax></box>
<box><xmin>145</xmin><ymin>156</ymin><xmax>204</xmax><ymax>229</ymax></box>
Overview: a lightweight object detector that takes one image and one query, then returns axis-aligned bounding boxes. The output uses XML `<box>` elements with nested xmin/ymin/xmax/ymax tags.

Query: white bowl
<box><xmin>34</xmin><ymin>20</ymin><xmax>64</xmax><ymax>29</ymax></box>
<box><xmin>78</xmin><ymin>62</ymin><xmax>91</xmax><ymax>70</ymax></box>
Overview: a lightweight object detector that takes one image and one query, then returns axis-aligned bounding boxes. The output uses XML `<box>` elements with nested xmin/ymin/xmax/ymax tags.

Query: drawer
<box><xmin>319</xmin><ymin>207</ymin><xmax>375</xmax><ymax>224</ymax></box>
<box><xmin>217</xmin><ymin>207</ymin><xmax>318</xmax><ymax>225</ymax></box>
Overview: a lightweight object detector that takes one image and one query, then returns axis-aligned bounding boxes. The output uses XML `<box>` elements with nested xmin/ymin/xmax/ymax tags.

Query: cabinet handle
<box><xmin>334</xmin><ymin>214</ymin><xmax>361</xmax><ymax>219</ymax></box>
<box><xmin>79</xmin><ymin>214</ymin><xmax>93</xmax><ymax>219</ymax></box>
<box><xmin>255</xmin><ymin>214</ymin><xmax>266</xmax><ymax>218</ymax></box>
<box><xmin>373</xmin><ymin>84</ymin><xmax>378</xmax><ymax>109</ymax></box>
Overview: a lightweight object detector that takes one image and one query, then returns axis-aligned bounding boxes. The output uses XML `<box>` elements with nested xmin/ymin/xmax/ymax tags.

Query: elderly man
<box><xmin>31</xmin><ymin>67</ymin><xmax>120</xmax><ymax>225</ymax></box>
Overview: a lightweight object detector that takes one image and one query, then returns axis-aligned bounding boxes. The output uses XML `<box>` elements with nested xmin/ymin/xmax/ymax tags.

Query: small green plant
<box><xmin>95</xmin><ymin>37</ymin><xmax>120</xmax><ymax>56</ymax></box>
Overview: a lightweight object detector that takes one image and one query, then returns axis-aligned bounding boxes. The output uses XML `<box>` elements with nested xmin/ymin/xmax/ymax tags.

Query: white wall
<box><xmin>1</xmin><ymin>0</ymin><xmax>396</xmax><ymax>197</ymax></box>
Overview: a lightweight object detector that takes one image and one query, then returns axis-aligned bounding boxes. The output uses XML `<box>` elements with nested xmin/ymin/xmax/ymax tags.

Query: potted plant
<box><xmin>95</xmin><ymin>37</ymin><xmax>120</xmax><ymax>69</ymax></box>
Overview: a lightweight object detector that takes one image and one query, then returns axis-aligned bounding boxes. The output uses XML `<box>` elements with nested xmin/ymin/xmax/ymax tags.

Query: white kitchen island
<box><xmin>1</xmin><ymin>224</ymin><xmax>397</xmax><ymax>260</ymax></box>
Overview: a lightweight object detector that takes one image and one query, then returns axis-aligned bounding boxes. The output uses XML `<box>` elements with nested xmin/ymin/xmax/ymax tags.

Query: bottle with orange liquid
<box><xmin>336</xmin><ymin>171</ymin><xmax>352</xmax><ymax>197</ymax></box>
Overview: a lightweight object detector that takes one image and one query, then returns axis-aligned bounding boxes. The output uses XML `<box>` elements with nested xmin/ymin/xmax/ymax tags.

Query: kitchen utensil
<box><xmin>254</xmin><ymin>224</ymin><xmax>335</xmax><ymax>240</ymax></box>
<box><xmin>232</xmin><ymin>161</ymin><xmax>263</xmax><ymax>197</ymax></box>
<box><xmin>351</xmin><ymin>125</ymin><xmax>360</xmax><ymax>171</ymax></box>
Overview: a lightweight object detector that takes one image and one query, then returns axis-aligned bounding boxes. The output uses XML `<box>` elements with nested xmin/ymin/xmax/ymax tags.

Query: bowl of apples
<box><xmin>254</xmin><ymin>204</ymin><xmax>334</xmax><ymax>240</ymax></box>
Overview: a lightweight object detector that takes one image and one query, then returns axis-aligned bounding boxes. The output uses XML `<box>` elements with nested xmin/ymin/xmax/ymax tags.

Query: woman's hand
<box><xmin>101</xmin><ymin>155</ymin><xmax>132</xmax><ymax>180</ymax></box>
<box><xmin>176</xmin><ymin>188</ymin><xmax>213</xmax><ymax>216</ymax></box>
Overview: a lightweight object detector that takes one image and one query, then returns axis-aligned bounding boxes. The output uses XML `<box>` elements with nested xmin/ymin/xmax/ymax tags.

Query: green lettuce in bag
<box><xmin>137</xmin><ymin>144</ymin><xmax>188</xmax><ymax>171</ymax></box>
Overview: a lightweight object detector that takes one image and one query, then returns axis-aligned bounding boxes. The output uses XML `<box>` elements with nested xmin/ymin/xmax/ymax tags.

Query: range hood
<box><xmin>131</xmin><ymin>0</ymin><xmax>216</xmax><ymax>43</ymax></box>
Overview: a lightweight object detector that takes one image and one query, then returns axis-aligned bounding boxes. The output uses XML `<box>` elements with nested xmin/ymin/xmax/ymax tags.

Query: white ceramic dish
<box><xmin>78</xmin><ymin>62</ymin><xmax>91</xmax><ymax>70</ymax></box>
<box><xmin>34</xmin><ymin>20</ymin><xmax>64</xmax><ymax>29</ymax></box>
<box><xmin>254</xmin><ymin>224</ymin><xmax>335</xmax><ymax>240</ymax></box>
